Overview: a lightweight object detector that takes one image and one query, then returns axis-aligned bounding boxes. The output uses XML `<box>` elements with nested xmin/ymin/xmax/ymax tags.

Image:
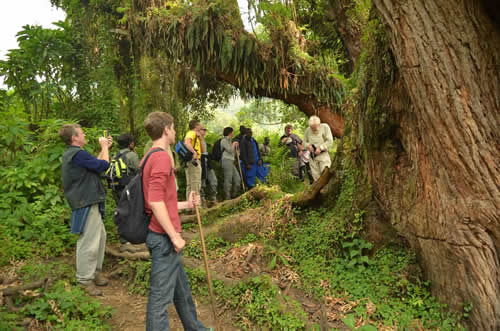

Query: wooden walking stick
<box><xmin>194</xmin><ymin>202</ymin><xmax>218</xmax><ymax>328</ymax></box>
<box><xmin>235</xmin><ymin>149</ymin><xmax>247</xmax><ymax>192</ymax></box>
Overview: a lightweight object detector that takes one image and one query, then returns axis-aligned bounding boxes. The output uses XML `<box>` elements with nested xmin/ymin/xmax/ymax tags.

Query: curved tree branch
<box><xmin>129</xmin><ymin>0</ymin><xmax>345</xmax><ymax>137</ymax></box>
<box><xmin>217</xmin><ymin>72</ymin><xmax>344</xmax><ymax>137</ymax></box>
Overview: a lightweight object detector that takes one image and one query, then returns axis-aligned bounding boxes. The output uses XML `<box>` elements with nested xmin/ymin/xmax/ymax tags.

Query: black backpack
<box><xmin>210</xmin><ymin>138</ymin><xmax>223</xmax><ymax>162</ymax></box>
<box><xmin>113</xmin><ymin>148</ymin><xmax>163</xmax><ymax>244</ymax></box>
<box><xmin>105</xmin><ymin>150</ymin><xmax>136</xmax><ymax>190</ymax></box>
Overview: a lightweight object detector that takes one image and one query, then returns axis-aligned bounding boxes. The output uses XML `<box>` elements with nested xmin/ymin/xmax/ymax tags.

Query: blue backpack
<box><xmin>175</xmin><ymin>140</ymin><xmax>194</xmax><ymax>165</ymax></box>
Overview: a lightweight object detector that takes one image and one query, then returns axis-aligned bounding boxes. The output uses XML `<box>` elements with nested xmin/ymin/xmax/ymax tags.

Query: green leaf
<box><xmin>268</xmin><ymin>256</ymin><xmax>277</xmax><ymax>270</ymax></box>
<box><xmin>342</xmin><ymin>314</ymin><xmax>356</xmax><ymax>329</ymax></box>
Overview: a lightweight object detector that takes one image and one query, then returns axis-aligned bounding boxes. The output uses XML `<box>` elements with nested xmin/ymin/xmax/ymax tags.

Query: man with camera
<box><xmin>303</xmin><ymin>115</ymin><xmax>334</xmax><ymax>182</ymax></box>
<box><xmin>59</xmin><ymin>124</ymin><xmax>112</xmax><ymax>296</ymax></box>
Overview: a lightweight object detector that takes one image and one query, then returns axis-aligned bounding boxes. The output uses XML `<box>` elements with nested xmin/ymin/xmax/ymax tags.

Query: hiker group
<box><xmin>59</xmin><ymin>113</ymin><xmax>333</xmax><ymax>331</ymax></box>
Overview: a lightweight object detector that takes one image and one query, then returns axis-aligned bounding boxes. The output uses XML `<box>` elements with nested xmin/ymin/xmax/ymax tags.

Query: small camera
<box><xmin>310</xmin><ymin>145</ymin><xmax>317</xmax><ymax>159</ymax></box>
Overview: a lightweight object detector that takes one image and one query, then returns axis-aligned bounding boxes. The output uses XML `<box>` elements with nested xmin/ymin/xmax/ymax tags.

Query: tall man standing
<box><xmin>220</xmin><ymin>127</ymin><xmax>242</xmax><ymax>200</ymax></box>
<box><xmin>184</xmin><ymin>119</ymin><xmax>203</xmax><ymax>200</ymax></box>
<box><xmin>303</xmin><ymin>115</ymin><xmax>334</xmax><ymax>181</ymax></box>
<box><xmin>142</xmin><ymin>112</ymin><xmax>210</xmax><ymax>331</ymax></box>
<box><xmin>59</xmin><ymin>124</ymin><xmax>111</xmax><ymax>296</ymax></box>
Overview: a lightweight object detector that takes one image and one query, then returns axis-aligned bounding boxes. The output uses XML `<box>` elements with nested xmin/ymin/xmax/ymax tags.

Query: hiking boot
<box><xmin>80</xmin><ymin>282</ymin><xmax>103</xmax><ymax>296</ymax></box>
<box><xmin>94</xmin><ymin>272</ymin><xmax>109</xmax><ymax>287</ymax></box>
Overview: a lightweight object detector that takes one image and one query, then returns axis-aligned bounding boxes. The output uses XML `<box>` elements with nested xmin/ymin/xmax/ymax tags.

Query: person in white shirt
<box><xmin>303</xmin><ymin>115</ymin><xmax>334</xmax><ymax>181</ymax></box>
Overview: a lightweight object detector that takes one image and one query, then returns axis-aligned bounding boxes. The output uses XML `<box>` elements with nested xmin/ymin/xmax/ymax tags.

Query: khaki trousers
<box><xmin>185</xmin><ymin>159</ymin><xmax>202</xmax><ymax>200</ymax></box>
<box><xmin>310</xmin><ymin>153</ymin><xmax>331</xmax><ymax>182</ymax></box>
<box><xmin>76</xmin><ymin>204</ymin><xmax>106</xmax><ymax>284</ymax></box>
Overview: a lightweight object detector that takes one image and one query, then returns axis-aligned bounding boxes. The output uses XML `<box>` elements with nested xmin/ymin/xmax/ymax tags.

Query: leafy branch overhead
<box><xmin>125</xmin><ymin>0</ymin><xmax>345</xmax><ymax>136</ymax></box>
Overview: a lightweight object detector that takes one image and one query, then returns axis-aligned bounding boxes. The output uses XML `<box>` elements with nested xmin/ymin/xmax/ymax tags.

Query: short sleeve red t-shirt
<box><xmin>141</xmin><ymin>149</ymin><xmax>181</xmax><ymax>233</ymax></box>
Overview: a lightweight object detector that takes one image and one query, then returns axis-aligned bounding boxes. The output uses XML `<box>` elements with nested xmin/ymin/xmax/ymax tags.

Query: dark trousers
<box><xmin>145</xmin><ymin>232</ymin><xmax>206</xmax><ymax>331</ymax></box>
<box><xmin>299</xmin><ymin>163</ymin><xmax>314</xmax><ymax>184</ymax></box>
<box><xmin>112</xmin><ymin>188</ymin><xmax>128</xmax><ymax>244</ymax></box>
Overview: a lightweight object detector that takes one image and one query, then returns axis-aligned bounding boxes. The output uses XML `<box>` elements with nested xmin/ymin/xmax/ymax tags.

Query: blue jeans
<box><xmin>146</xmin><ymin>231</ymin><xmax>206</xmax><ymax>331</ymax></box>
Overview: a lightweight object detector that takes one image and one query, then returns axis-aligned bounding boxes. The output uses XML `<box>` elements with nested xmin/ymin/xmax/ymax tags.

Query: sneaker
<box><xmin>80</xmin><ymin>282</ymin><xmax>103</xmax><ymax>296</ymax></box>
<box><xmin>94</xmin><ymin>272</ymin><xmax>109</xmax><ymax>287</ymax></box>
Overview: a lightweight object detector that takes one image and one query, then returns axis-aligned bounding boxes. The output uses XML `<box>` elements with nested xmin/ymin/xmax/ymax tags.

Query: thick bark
<box><xmin>326</xmin><ymin>0</ymin><xmax>363</xmax><ymax>68</ymax></box>
<box><xmin>370</xmin><ymin>1</ymin><xmax>500</xmax><ymax>329</ymax></box>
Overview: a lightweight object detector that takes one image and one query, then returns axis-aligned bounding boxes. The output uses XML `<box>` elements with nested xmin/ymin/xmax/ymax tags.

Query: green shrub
<box><xmin>0</xmin><ymin>280</ymin><xmax>112</xmax><ymax>330</ymax></box>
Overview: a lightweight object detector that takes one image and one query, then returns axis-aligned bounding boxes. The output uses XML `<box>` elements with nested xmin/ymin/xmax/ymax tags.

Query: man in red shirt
<box><xmin>142</xmin><ymin>112</ymin><xmax>211</xmax><ymax>331</ymax></box>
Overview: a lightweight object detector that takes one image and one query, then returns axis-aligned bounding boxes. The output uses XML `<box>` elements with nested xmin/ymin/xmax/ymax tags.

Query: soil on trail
<box><xmin>97</xmin><ymin>224</ymin><xmax>238</xmax><ymax>331</ymax></box>
<box><xmin>97</xmin><ymin>277</ymin><xmax>233</xmax><ymax>331</ymax></box>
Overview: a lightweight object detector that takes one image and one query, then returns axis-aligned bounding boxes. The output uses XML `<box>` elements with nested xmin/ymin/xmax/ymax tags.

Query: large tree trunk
<box><xmin>369</xmin><ymin>1</ymin><xmax>500</xmax><ymax>328</ymax></box>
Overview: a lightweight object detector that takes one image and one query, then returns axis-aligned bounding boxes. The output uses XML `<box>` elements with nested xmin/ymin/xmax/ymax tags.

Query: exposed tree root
<box><xmin>1</xmin><ymin>278</ymin><xmax>49</xmax><ymax>296</ymax></box>
<box><xmin>1</xmin><ymin>277</ymin><xmax>51</xmax><ymax>313</ymax></box>
<box><xmin>105</xmin><ymin>247</ymin><xmax>150</xmax><ymax>260</ymax></box>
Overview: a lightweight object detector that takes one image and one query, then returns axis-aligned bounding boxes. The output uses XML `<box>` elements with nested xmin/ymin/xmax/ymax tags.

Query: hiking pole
<box><xmin>194</xmin><ymin>202</ymin><xmax>218</xmax><ymax>328</ymax></box>
<box><xmin>235</xmin><ymin>149</ymin><xmax>247</xmax><ymax>192</ymax></box>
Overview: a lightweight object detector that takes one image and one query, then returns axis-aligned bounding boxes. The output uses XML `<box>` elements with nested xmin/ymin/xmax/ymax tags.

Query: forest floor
<box><xmin>96</xmin><ymin>276</ymin><xmax>226</xmax><ymax>331</ymax></box>
<box><xmin>97</xmin><ymin>209</ymin><xmax>348</xmax><ymax>331</ymax></box>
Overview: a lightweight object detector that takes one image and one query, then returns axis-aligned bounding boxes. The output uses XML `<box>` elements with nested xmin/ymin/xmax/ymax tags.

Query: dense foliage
<box><xmin>0</xmin><ymin>0</ymin><xmax>471</xmax><ymax>329</ymax></box>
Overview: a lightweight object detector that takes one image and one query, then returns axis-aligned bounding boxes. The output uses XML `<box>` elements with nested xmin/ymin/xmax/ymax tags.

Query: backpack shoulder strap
<box><xmin>140</xmin><ymin>148</ymin><xmax>164</xmax><ymax>173</ymax></box>
<box><xmin>194</xmin><ymin>135</ymin><xmax>198</xmax><ymax>151</ymax></box>
<box><xmin>114</xmin><ymin>150</ymin><xmax>130</xmax><ymax>160</ymax></box>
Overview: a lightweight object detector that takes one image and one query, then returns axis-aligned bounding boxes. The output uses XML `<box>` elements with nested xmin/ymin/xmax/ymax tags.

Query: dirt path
<box><xmin>97</xmin><ymin>226</ymin><xmax>238</xmax><ymax>331</ymax></box>
<box><xmin>97</xmin><ymin>276</ymin><xmax>228</xmax><ymax>331</ymax></box>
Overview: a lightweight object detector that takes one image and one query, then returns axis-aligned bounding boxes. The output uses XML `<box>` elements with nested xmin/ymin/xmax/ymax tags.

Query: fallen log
<box><xmin>181</xmin><ymin>186</ymin><xmax>283</xmax><ymax>224</ymax></box>
<box><xmin>292</xmin><ymin>167</ymin><xmax>335</xmax><ymax>206</ymax></box>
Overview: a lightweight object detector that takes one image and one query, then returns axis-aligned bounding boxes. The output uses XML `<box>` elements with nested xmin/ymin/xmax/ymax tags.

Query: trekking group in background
<box><xmin>58</xmin><ymin>112</ymin><xmax>333</xmax><ymax>330</ymax></box>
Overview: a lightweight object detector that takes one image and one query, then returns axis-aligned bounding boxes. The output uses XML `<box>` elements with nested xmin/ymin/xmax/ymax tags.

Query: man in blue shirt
<box><xmin>59</xmin><ymin>124</ymin><xmax>112</xmax><ymax>296</ymax></box>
